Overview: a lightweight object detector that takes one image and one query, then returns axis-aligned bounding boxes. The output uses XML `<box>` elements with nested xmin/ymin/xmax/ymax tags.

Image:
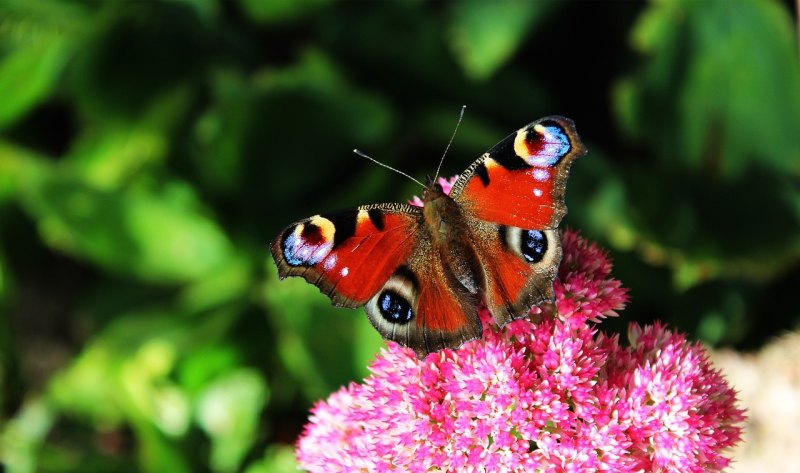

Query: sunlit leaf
<box><xmin>0</xmin><ymin>398</ymin><xmax>56</xmax><ymax>473</ymax></box>
<box><xmin>45</xmin><ymin>305</ymin><xmax>244</xmax><ymax>469</ymax></box>
<box><xmin>261</xmin><ymin>260</ymin><xmax>363</xmax><ymax>401</ymax></box>
<box><xmin>243</xmin><ymin>445</ymin><xmax>298</xmax><ymax>473</ymax></box>
<box><xmin>196</xmin><ymin>369</ymin><xmax>269</xmax><ymax>473</ymax></box>
<box><xmin>65</xmin><ymin>88</ymin><xmax>192</xmax><ymax>189</ymax></box>
<box><xmin>48</xmin><ymin>305</ymin><xmax>241</xmax><ymax>423</ymax></box>
<box><xmin>122</xmin><ymin>339</ymin><xmax>191</xmax><ymax>437</ymax></box>
<box><xmin>615</xmin><ymin>0</ymin><xmax>800</xmax><ymax>176</ymax></box>
<box><xmin>48</xmin><ymin>340</ymin><xmax>126</xmax><ymax>426</ymax></box>
<box><xmin>0</xmin><ymin>37</ymin><xmax>70</xmax><ymax>130</ymax></box>
<box><xmin>448</xmin><ymin>0</ymin><xmax>557</xmax><ymax>80</ymax></box>
<box><xmin>0</xmin><ymin>0</ymin><xmax>90</xmax><ymax>130</ymax></box>
<box><xmin>19</xmin><ymin>171</ymin><xmax>235</xmax><ymax>283</ymax></box>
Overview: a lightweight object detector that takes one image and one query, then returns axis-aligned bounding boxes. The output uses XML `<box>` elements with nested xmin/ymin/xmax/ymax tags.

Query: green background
<box><xmin>0</xmin><ymin>0</ymin><xmax>798</xmax><ymax>471</ymax></box>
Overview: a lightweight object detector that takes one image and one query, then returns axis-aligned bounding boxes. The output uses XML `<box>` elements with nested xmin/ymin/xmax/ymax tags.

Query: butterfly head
<box><xmin>421</xmin><ymin>176</ymin><xmax>447</xmax><ymax>203</ymax></box>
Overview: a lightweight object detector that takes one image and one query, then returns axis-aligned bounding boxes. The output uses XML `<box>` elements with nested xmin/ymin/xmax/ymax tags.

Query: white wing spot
<box><xmin>533</xmin><ymin>169</ymin><xmax>550</xmax><ymax>181</ymax></box>
<box><xmin>323</xmin><ymin>254</ymin><xmax>337</xmax><ymax>271</ymax></box>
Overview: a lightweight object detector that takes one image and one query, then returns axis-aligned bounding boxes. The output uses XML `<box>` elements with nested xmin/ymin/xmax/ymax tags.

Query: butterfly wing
<box><xmin>451</xmin><ymin>116</ymin><xmax>587</xmax><ymax>325</ymax></box>
<box><xmin>271</xmin><ymin>202</ymin><xmax>482</xmax><ymax>357</ymax></box>
<box><xmin>363</xmin><ymin>232</ymin><xmax>482</xmax><ymax>357</ymax></box>
<box><xmin>271</xmin><ymin>204</ymin><xmax>420</xmax><ymax>308</ymax></box>
<box><xmin>468</xmin><ymin>221</ymin><xmax>562</xmax><ymax>326</ymax></box>
<box><xmin>450</xmin><ymin>116</ymin><xmax>586</xmax><ymax>229</ymax></box>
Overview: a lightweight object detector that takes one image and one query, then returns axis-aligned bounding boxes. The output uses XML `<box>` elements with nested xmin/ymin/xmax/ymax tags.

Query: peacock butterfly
<box><xmin>271</xmin><ymin>116</ymin><xmax>587</xmax><ymax>357</ymax></box>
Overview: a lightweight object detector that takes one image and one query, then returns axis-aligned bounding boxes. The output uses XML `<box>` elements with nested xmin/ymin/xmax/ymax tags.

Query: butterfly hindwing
<box><xmin>450</xmin><ymin>116</ymin><xmax>587</xmax><ymax>230</ymax></box>
<box><xmin>271</xmin><ymin>204</ymin><xmax>420</xmax><ymax>308</ymax></box>
<box><xmin>468</xmin><ymin>219</ymin><xmax>562</xmax><ymax>326</ymax></box>
<box><xmin>363</xmin><ymin>234</ymin><xmax>482</xmax><ymax>357</ymax></box>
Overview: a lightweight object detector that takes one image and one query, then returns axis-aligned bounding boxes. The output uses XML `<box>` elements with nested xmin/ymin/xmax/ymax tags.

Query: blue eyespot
<box><xmin>528</xmin><ymin>124</ymin><xmax>571</xmax><ymax>167</ymax></box>
<box><xmin>378</xmin><ymin>290</ymin><xmax>413</xmax><ymax>324</ymax></box>
<box><xmin>282</xmin><ymin>232</ymin><xmax>305</xmax><ymax>266</ymax></box>
<box><xmin>521</xmin><ymin>230</ymin><xmax>547</xmax><ymax>263</ymax></box>
<box><xmin>543</xmin><ymin>125</ymin><xmax>570</xmax><ymax>159</ymax></box>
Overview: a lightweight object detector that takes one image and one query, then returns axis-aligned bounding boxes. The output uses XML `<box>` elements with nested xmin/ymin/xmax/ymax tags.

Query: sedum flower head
<box><xmin>297</xmin><ymin>180</ymin><xmax>744</xmax><ymax>472</ymax></box>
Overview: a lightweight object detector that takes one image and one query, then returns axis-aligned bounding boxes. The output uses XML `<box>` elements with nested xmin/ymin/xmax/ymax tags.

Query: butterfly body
<box><xmin>271</xmin><ymin>116</ymin><xmax>587</xmax><ymax>357</ymax></box>
<box><xmin>420</xmin><ymin>182</ymin><xmax>482</xmax><ymax>294</ymax></box>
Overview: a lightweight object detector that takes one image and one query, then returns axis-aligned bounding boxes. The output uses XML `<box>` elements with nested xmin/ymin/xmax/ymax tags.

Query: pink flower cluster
<box><xmin>295</xmin><ymin>229</ymin><xmax>744</xmax><ymax>472</ymax></box>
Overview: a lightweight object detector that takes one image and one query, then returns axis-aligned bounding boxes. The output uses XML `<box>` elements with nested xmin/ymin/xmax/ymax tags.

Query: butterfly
<box><xmin>271</xmin><ymin>116</ymin><xmax>587</xmax><ymax>357</ymax></box>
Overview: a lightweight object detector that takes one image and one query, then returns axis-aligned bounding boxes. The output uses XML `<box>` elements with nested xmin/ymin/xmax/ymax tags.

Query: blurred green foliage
<box><xmin>0</xmin><ymin>0</ymin><xmax>798</xmax><ymax>471</ymax></box>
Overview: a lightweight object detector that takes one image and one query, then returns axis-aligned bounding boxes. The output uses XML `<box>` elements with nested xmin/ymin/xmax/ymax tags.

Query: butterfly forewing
<box><xmin>271</xmin><ymin>204</ymin><xmax>420</xmax><ymax>307</ymax></box>
<box><xmin>450</xmin><ymin>116</ymin><xmax>587</xmax><ymax>230</ymax></box>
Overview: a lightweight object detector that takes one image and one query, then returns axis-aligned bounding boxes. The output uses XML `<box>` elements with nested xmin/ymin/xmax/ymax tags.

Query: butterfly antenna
<box><xmin>433</xmin><ymin>105</ymin><xmax>467</xmax><ymax>182</ymax></box>
<box><xmin>353</xmin><ymin>149</ymin><xmax>426</xmax><ymax>188</ymax></box>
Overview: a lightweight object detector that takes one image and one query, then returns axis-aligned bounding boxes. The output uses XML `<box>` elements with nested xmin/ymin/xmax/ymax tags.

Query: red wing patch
<box><xmin>459</xmin><ymin>162</ymin><xmax>560</xmax><ymax>229</ymax></box>
<box><xmin>469</xmin><ymin>223</ymin><xmax>562</xmax><ymax>327</ymax></box>
<box><xmin>450</xmin><ymin>116</ymin><xmax>587</xmax><ymax>230</ymax></box>
<box><xmin>415</xmin><ymin>271</ymin><xmax>473</xmax><ymax>333</ymax></box>
<box><xmin>271</xmin><ymin>206</ymin><xmax>419</xmax><ymax>307</ymax></box>
<box><xmin>484</xmin><ymin>252</ymin><xmax>532</xmax><ymax>312</ymax></box>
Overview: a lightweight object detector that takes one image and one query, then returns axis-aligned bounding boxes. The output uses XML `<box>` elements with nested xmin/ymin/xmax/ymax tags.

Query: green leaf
<box><xmin>0</xmin><ymin>0</ymin><xmax>89</xmax><ymax>129</ymax></box>
<box><xmin>177</xmin><ymin>345</ymin><xmax>243</xmax><ymax>398</ymax></box>
<box><xmin>64</xmin><ymin>1</ymin><xmax>225</xmax><ymax>120</ymax></box>
<box><xmin>261</xmin><ymin>261</ymin><xmax>365</xmax><ymax>402</ymax></box>
<box><xmin>196</xmin><ymin>369</ymin><xmax>269</xmax><ymax>473</ymax></box>
<box><xmin>19</xmin><ymin>171</ymin><xmax>235</xmax><ymax>283</ymax></box>
<box><xmin>194</xmin><ymin>50</ymin><xmax>393</xmax><ymax>230</ymax></box>
<box><xmin>237</xmin><ymin>0</ymin><xmax>332</xmax><ymax>24</ymax></box>
<box><xmin>352</xmin><ymin>312</ymin><xmax>385</xmax><ymax>378</ymax></box>
<box><xmin>607</xmin><ymin>0</ymin><xmax>800</xmax><ymax>286</ymax></box>
<box><xmin>615</xmin><ymin>0</ymin><xmax>800</xmax><ymax>176</ymax></box>
<box><xmin>0</xmin><ymin>398</ymin><xmax>57</xmax><ymax>473</ymax></box>
<box><xmin>49</xmin><ymin>315</ymin><xmax>188</xmax><ymax>428</ymax></box>
<box><xmin>0</xmin><ymin>140</ymin><xmax>53</xmax><ymax>201</ymax></box>
<box><xmin>0</xmin><ymin>37</ymin><xmax>71</xmax><ymax>130</ymax></box>
<box><xmin>45</xmin><ymin>305</ymin><xmax>244</xmax><ymax>473</ymax></box>
<box><xmin>243</xmin><ymin>445</ymin><xmax>298</xmax><ymax>473</ymax></box>
<box><xmin>448</xmin><ymin>0</ymin><xmax>557</xmax><ymax>80</ymax></box>
<box><xmin>164</xmin><ymin>0</ymin><xmax>220</xmax><ymax>20</ymax></box>
<box><xmin>64</xmin><ymin>88</ymin><xmax>191</xmax><ymax>189</ymax></box>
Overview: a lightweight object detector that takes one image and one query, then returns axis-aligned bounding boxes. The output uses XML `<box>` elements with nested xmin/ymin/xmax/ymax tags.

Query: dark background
<box><xmin>0</xmin><ymin>0</ymin><xmax>798</xmax><ymax>471</ymax></box>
